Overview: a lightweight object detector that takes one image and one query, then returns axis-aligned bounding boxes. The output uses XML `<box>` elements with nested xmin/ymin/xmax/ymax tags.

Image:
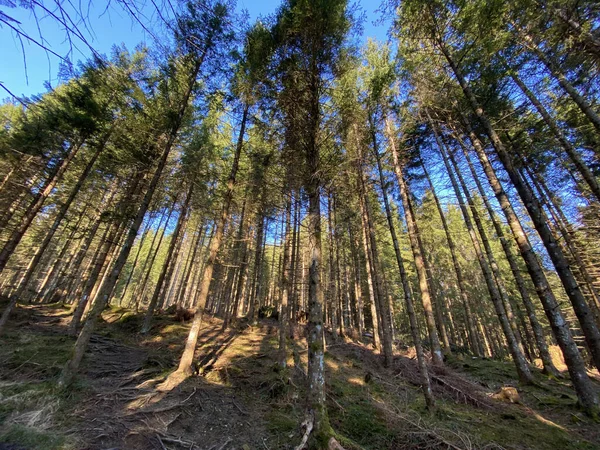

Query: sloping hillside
<box><xmin>1</xmin><ymin>304</ymin><xmax>599</xmax><ymax>450</ymax></box>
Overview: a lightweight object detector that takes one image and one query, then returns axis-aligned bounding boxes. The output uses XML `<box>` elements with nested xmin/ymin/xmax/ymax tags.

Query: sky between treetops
<box><xmin>1</xmin><ymin>0</ymin><xmax>391</xmax><ymax>100</ymax></box>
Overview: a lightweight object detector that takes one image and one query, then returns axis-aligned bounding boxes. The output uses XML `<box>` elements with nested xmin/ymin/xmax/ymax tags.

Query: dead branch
<box><xmin>294</xmin><ymin>416</ymin><xmax>313</xmax><ymax>450</ymax></box>
<box><xmin>232</xmin><ymin>399</ymin><xmax>248</xmax><ymax>415</ymax></box>
<box><xmin>216</xmin><ymin>437</ymin><xmax>233</xmax><ymax>450</ymax></box>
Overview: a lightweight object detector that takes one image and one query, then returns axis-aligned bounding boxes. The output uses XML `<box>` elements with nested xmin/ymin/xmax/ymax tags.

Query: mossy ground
<box><xmin>1</xmin><ymin>304</ymin><xmax>599</xmax><ymax>449</ymax></box>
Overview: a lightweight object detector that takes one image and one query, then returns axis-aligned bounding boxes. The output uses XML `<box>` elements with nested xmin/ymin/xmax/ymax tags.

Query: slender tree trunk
<box><xmin>173</xmin><ymin>104</ymin><xmax>248</xmax><ymax>377</ymax></box>
<box><xmin>438</xmin><ymin>38</ymin><xmax>599</xmax><ymax>410</ymax></box>
<box><xmin>134</xmin><ymin>199</ymin><xmax>177</xmax><ymax>309</ymax></box>
<box><xmin>332</xmin><ymin>194</ymin><xmax>345</xmax><ymax>338</ymax></box>
<box><xmin>359</xmin><ymin>203</ymin><xmax>381</xmax><ymax>350</ymax></box>
<box><xmin>347</xmin><ymin>223</ymin><xmax>364</xmax><ymax>336</ymax></box>
<box><xmin>177</xmin><ymin>221</ymin><xmax>203</xmax><ymax>308</ymax></box>
<box><xmin>278</xmin><ymin>187</ymin><xmax>293</xmax><ymax>368</ymax></box>
<box><xmin>417</xmin><ymin>149</ymin><xmax>481</xmax><ymax>356</ymax></box>
<box><xmin>289</xmin><ymin>192</ymin><xmax>300</xmax><ymax>327</ymax></box>
<box><xmin>327</xmin><ymin>192</ymin><xmax>339</xmax><ymax>341</ymax></box>
<box><xmin>378</xmin><ymin>120</ymin><xmax>435</xmax><ymax>407</ymax></box>
<box><xmin>249</xmin><ymin>213</ymin><xmax>266</xmax><ymax>324</ymax></box>
<box><xmin>0</xmin><ymin>140</ymin><xmax>83</xmax><ymax>279</ymax></box>
<box><xmin>433</xmin><ymin>121</ymin><xmax>533</xmax><ymax>382</ymax></box>
<box><xmin>389</xmin><ymin>135</ymin><xmax>444</xmax><ymax>365</ymax></box>
<box><xmin>455</xmin><ymin>134</ymin><xmax>559</xmax><ymax>375</ymax></box>
<box><xmin>142</xmin><ymin>183</ymin><xmax>194</xmax><ymax>332</ymax></box>
<box><xmin>305</xmin><ymin>93</ymin><xmax>328</xmax><ymax>441</ymax></box>
<box><xmin>120</xmin><ymin>213</ymin><xmax>157</xmax><ymax>306</ymax></box>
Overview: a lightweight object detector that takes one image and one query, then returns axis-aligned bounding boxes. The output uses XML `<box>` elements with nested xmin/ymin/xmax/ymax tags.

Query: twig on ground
<box><xmin>232</xmin><ymin>399</ymin><xmax>248</xmax><ymax>415</ymax></box>
<box><xmin>161</xmin><ymin>435</ymin><xmax>196</xmax><ymax>448</ymax></box>
<box><xmin>216</xmin><ymin>437</ymin><xmax>233</xmax><ymax>450</ymax></box>
<box><xmin>157</xmin><ymin>434</ymin><xmax>168</xmax><ymax>450</ymax></box>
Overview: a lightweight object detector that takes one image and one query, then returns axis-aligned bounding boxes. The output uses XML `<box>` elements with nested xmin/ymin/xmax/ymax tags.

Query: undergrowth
<box><xmin>1</xmin><ymin>305</ymin><xmax>599</xmax><ymax>450</ymax></box>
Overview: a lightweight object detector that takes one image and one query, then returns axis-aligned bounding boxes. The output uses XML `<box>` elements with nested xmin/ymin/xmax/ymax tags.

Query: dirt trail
<box><xmin>72</xmin><ymin>319</ymin><xmax>277</xmax><ymax>449</ymax></box>
<box><xmin>1</xmin><ymin>305</ymin><xmax>600</xmax><ymax>450</ymax></box>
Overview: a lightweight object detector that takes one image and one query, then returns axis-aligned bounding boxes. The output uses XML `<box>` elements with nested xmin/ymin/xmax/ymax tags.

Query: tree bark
<box><xmin>389</xmin><ymin>134</ymin><xmax>444</xmax><ymax>366</ymax></box>
<box><xmin>433</xmin><ymin>122</ymin><xmax>533</xmax><ymax>383</ymax></box>
<box><xmin>142</xmin><ymin>182</ymin><xmax>194</xmax><ymax>332</ymax></box>
<box><xmin>0</xmin><ymin>140</ymin><xmax>83</xmax><ymax>278</ymax></box>
<box><xmin>437</xmin><ymin>37</ymin><xmax>599</xmax><ymax>411</ymax></box>
<box><xmin>379</xmin><ymin>118</ymin><xmax>435</xmax><ymax>408</ymax></box>
<box><xmin>455</xmin><ymin>133</ymin><xmax>559</xmax><ymax>375</ymax></box>
<box><xmin>174</xmin><ymin>103</ymin><xmax>248</xmax><ymax>376</ymax></box>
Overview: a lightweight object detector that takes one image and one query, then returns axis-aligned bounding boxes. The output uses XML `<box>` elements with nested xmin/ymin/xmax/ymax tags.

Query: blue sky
<box><xmin>1</xmin><ymin>0</ymin><xmax>390</xmax><ymax>100</ymax></box>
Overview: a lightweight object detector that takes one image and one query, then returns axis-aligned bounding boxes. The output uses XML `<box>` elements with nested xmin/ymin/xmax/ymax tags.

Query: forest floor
<box><xmin>1</xmin><ymin>303</ymin><xmax>600</xmax><ymax>450</ymax></box>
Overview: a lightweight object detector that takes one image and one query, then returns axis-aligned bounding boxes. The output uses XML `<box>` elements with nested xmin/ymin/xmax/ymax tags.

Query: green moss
<box><xmin>0</xmin><ymin>424</ymin><xmax>67</xmax><ymax>450</ymax></box>
<box><xmin>266</xmin><ymin>410</ymin><xmax>298</xmax><ymax>433</ymax></box>
<box><xmin>330</xmin><ymin>399</ymin><xmax>392</xmax><ymax>448</ymax></box>
<box><xmin>1</xmin><ymin>332</ymin><xmax>74</xmax><ymax>379</ymax></box>
<box><xmin>432</xmin><ymin>401</ymin><xmax>596</xmax><ymax>450</ymax></box>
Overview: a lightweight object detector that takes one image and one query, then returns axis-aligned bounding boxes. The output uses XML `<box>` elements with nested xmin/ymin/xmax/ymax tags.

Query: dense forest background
<box><xmin>0</xmin><ymin>0</ymin><xmax>599</xmax><ymax>449</ymax></box>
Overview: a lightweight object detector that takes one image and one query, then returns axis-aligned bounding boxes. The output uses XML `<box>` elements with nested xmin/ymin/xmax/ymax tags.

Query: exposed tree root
<box><xmin>294</xmin><ymin>416</ymin><xmax>313</xmax><ymax>450</ymax></box>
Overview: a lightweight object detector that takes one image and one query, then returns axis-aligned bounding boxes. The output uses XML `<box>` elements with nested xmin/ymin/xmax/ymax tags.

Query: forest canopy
<box><xmin>0</xmin><ymin>0</ymin><xmax>599</xmax><ymax>449</ymax></box>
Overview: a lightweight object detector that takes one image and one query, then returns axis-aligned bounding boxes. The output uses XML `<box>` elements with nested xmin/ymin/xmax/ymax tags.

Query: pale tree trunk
<box><xmin>332</xmin><ymin>194</ymin><xmax>345</xmax><ymax>337</ymax></box>
<box><xmin>134</xmin><ymin>198</ymin><xmax>177</xmax><ymax>309</ymax></box>
<box><xmin>347</xmin><ymin>223</ymin><xmax>364</xmax><ymax>336</ymax></box>
<box><xmin>288</xmin><ymin>193</ymin><xmax>300</xmax><ymax>328</ymax></box>
<box><xmin>359</xmin><ymin>202</ymin><xmax>381</xmax><ymax>350</ymax></box>
<box><xmin>379</xmin><ymin>118</ymin><xmax>435</xmax><ymax>408</ymax></box>
<box><xmin>388</xmin><ymin>134</ymin><xmax>444</xmax><ymax>366</ymax></box>
<box><xmin>327</xmin><ymin>192</ymin><xmax>339</xmax><ymax>341</ymax></box>
<box><xmin>248</xmin><ymin>213</ymin><xmax>266</xmax><ymax>324</ymax></box>
<box><xmin>177</xmin><ymin>221</ymin><xmax>204</xmax><ymax>308</ymax></box>
<box><xmin>417</xmin><ymin>150</ymin><xmax>482</xmax><ymax>356</ymax></box>
<box><xmin>221</xmin><ymin>198</ymin><xmax>247</xmax><ymax>328</ymax></box>
<box><xmin>120</xmin><ymin>212</ymin><xmax>157</xmax><ymax>306</ymax></box>
<box><xmin>305</xmin><ymin>105</ymin><xmax>328</xmax><ymax>442</ymax></box>
<box><xmin>228</xmin><ymin>212</ymin><xmax>250</xmax><ymax>326</ymax></box>
<box><xmin>278</xmin><ymin>188</ymin><xmax>293</xmax><ymax>368</ymax></box>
